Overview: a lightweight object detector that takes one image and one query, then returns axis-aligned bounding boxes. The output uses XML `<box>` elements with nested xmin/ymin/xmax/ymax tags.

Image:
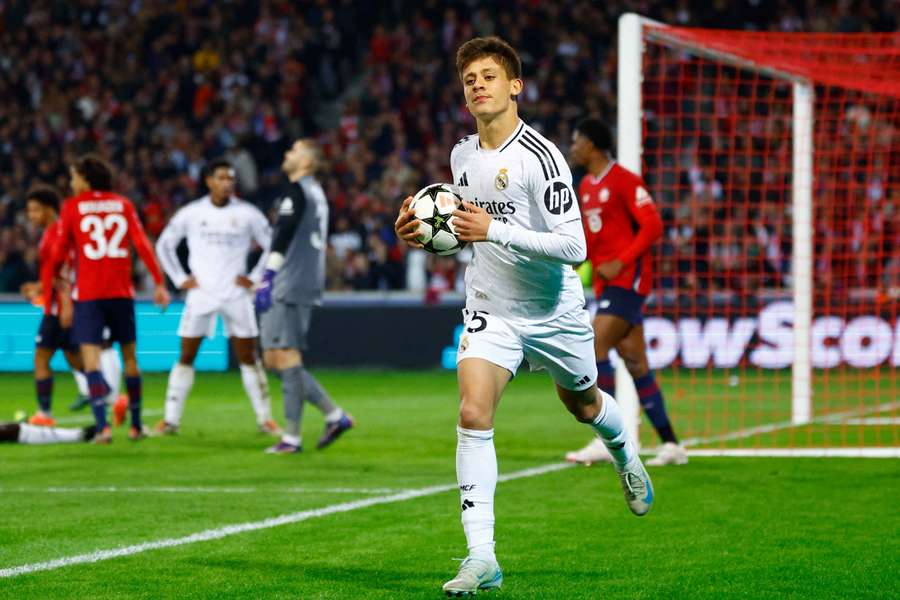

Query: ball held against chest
<box><xmin>410</xmin><ymin>183</ymin><xmax>468</xmax><ymax>256</ymax></box>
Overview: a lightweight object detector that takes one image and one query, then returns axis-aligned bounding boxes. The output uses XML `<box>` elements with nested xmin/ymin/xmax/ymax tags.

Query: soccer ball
<box><xmin>410</xmin><ymin>183</ymin><xmax>467</xmax><ymax>256</ymax></box>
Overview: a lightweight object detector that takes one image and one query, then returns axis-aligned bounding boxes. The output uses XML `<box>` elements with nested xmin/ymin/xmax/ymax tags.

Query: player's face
<box><xmin>25</xmin><ymin>200</ymin><xmax>49</xmax><ymax>227</ymax></box>
<box><xmin>461</xmin><ymin>56</ymin><xmax>522</xmax><ymax>121</ymax></box>
<box><xmin>282</xmin><ymin>141</ymin><xmax>311</xmax><ymax>174</ymax></box>
<box><xmin>206</xmin><ymin>167</ymin><xmax>236</xmax><ymax>204</ymax></box>
<box><xmin>570</xmin><ymin>131</ymin><xmax>594</xmax><ymax>167</ymax></box>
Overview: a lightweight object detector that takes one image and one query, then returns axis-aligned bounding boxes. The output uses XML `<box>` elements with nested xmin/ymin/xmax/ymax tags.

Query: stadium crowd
<box><xmin>0</xmin><ymin>0</ymin><xmax>896</xmax><ymax>298</ymax></box>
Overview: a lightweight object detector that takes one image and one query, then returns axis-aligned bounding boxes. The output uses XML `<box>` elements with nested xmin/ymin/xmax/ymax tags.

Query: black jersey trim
<box><xmin>521</xmin><ymin>131</ymin><xmax>559</xmax><ymax>177</ymax></box>
<box><xmin>518</xmin><ymin>138</ymin><xmax>549</xmax><ymax>180</ymax></box>
<box><xmin>498</xmin><ymin>122</ymin><xmax>525</xmax><ymax>153</ymax></box>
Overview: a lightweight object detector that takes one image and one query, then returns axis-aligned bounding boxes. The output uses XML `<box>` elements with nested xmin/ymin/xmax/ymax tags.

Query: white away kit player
<box><xmin>155</xmin><ymin>158</ymin><xmax>279</xmax><ymax>435</ymax></box>
<box><xmin>395</xmin><ymin>37</ymin><xmax>653</xmax><ymax>596</ymax></box>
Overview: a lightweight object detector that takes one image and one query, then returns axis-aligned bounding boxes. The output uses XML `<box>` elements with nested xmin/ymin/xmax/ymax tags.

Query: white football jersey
<box><xmin>451</xmin><ymin>120</ymin><xmax>584</xmax><ymax>320</ymax></box>
<box><xmin>156</xmin><ymin>195</ymin><xmax>271</xmax><ymax>300</ymax></box>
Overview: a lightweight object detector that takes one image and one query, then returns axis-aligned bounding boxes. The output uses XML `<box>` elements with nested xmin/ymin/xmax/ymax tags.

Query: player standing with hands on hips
<box><xmin>154</xmin><ymin>158</ymin><xmax>279</xmax><ymax>436</ymax></box>
<box><xmin>395</xmin><ymin>37</ymin><xmax>653</xmax><ymax>596</ymax></box>
<box><xmin>255</xmin><ymin>139</ymin><xmax>354</xmax><ymax>454</ymax></box>
<box><xmin>566</xmin><ymin>119</ymin><xmax>687</xmax><ymax>467</ymax></box>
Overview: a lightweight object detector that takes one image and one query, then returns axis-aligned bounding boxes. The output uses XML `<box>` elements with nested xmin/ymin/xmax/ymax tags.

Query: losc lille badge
<box><xmin>495</xmin><ymin>168</ymin><xmax>509</xmax><ymax>191</ymax></box>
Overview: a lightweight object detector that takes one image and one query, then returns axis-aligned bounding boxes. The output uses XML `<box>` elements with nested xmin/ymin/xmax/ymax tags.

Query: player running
<box><xmin>154</xmin><ymin>158</ymin><xmax>279</xmax><ymax>436</ymax></box>
<box><xmin>44</xmin><ymin>154</ymin><xmax>170</xmax><ymax>443</ymax></box>
<box><xmin>566</xmin><ymin>118</ymin><xmax>687</xmax><ymax>467</ymax></box>
<box><xmin>395</xmin><ymin>37</ymin><xmax>653</xmax><ymax>596</ymax></box>
<box><xmin>255</xmin><ymin>139</ymin><xmax>354</xmax><ymax>454</ymax></box>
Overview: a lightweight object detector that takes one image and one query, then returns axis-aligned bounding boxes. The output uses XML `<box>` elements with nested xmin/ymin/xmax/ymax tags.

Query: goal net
<box><xmin>618</xmin><ymin>14</ymin><xmax>899</xmax><ymax>456</ymax></box>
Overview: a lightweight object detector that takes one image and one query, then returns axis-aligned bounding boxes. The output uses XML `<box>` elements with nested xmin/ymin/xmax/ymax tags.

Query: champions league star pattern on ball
<box><xmin>411</xmin><ymin>183</ymin><xmax>468</xmax><ymax>256</ymax></box>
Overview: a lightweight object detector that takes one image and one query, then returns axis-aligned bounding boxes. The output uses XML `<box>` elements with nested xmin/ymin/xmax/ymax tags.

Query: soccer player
<box><xmin>44</xmin><ymin>154</ymin><xmax>170</xmax><ymax>443</ymax></box>
<box><xmin>154</xmin><ymin>158</ymin><xmax>279</xmax><ymax>435</ymax></box>
<box><xmin>20</xmin><ymin>185</ymin><xmax>84</xmax><ymax>426</ymax></box>
<box><xmin>0</xmin><ymin>421</ymin><xmax>96</xmax><ymax>445</ymax></box>
<box><xmin>255</xmin><ymin>139</ymin><xmax>354</xmax><ymax>454</ymax></box>
<box><xmin>22</xmin><ymin>185</ymin><xmax>127</xmax><ymax>424</ymax></box>
<box><xmin>566</xmin><ymin>118</ymin><xmax>688</xmax><ymax>467</ymax></box>
<box><xmin>394</xmin><ymin>37</ymin><xmax>653</xmax><ymax>596</ymax></box>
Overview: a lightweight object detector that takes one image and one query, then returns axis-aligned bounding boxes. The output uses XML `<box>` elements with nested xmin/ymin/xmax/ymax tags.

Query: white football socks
<box><xmin>456</xmin><ymin>426</ymin><xmax>497</xmax><ymax>562</ymax></box>
<box><xmin>590</xmin><ymin>390</ymin><xmax>637</xmax><ymax>471</ymax></box>
<box><xmin>72</xmin><ymin>370</ymin><xmax>89</xmax><ymax>398</ymax></box>
<box><xmin>100</xmin><ymin>347</ymin><xmax>122</xmax><ymax>404</ymax></box>
<box><xmin>240</xmin><ymin>361</ymin><xmax>272</xmax><ymax>424</ymax></box>
<box><xmin>164</xmin><ymin>363</ymin><xmax>195</xmax><ymax>426</ymax></box>
<box><xmin>19</xmin><ymin>423</ymin><xmax>85</xmax><ymax>444</ymax></box>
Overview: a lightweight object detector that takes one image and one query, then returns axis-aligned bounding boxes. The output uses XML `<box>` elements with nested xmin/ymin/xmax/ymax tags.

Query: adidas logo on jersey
<box><xmin>458</xmin><ymin>172</ymin><xmax>469</xmax><ymax>186</ymax></box>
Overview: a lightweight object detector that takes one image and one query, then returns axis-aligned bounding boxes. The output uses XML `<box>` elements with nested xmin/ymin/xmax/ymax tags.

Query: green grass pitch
<box><xmin>0</xmin><ymin>369</ymin><xmax>897</xmax><ymax>599</ymax></box>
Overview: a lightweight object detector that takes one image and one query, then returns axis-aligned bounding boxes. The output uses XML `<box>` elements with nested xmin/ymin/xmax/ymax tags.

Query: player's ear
<box><xmin>510</xmin><ymin>78</ymin><xmax>523</xmax><ymax>101</ymax></box>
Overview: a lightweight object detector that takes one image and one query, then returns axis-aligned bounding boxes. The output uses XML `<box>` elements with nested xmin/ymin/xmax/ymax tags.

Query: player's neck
<box><xmin>476</xmin><ymin>107</ymin><xmax>520</xmax><ymax>150</ymax></box>
<box><xmin>588</xmin><ymin>154</ymin><xmax>612</xmax><ymax>178</ymax></box>
<box><xmin>287</xmin><ymin>169</ymin><xmax>311</xmax><ymax>183</ymax></box>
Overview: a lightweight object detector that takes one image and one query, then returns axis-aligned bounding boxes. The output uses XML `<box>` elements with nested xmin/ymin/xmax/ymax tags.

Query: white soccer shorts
<box><xmin>455</xmin><ymin>307</ymin><xmax>598</xmax><ymax>391</ymax></box>
<box><xmin>177</xmin><ymin>288</ymin><xmax>258</xmax><ymax>339</ymax></box>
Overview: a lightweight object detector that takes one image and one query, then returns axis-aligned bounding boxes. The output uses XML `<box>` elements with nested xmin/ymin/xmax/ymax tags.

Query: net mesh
<box><xmin>638</xmin><ymin>26</ymin><xmax>899</xmax><ymax>450</ymax></box>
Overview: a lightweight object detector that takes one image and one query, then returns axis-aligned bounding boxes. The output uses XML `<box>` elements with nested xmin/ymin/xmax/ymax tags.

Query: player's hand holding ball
<box><xmin>394</xmin><ymin>195</ymin><xmax>424</xmax><ymax>249</ymax></box>
<box><xmin>255</xmin><ymin>269</ymin><xmax>276</xmax><ymax>313</ymax></box>
<box><xmin>451</xmin><ymin>201</ymin><xmax>491</xmax><ymax>242</ymax></box>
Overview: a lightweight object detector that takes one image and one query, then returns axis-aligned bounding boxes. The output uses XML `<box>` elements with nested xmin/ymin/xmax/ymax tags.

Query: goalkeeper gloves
<box><xmin>254</xmin><ymin>269</ymin><xmax>276</xmax><ymax>313</ymax></box>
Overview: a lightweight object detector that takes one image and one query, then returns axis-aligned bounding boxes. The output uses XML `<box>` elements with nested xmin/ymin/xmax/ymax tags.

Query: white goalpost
<box><xmin>616</xmin><ymin>13</ymin><xmax>818</xmax><ymax>447</ymax></box>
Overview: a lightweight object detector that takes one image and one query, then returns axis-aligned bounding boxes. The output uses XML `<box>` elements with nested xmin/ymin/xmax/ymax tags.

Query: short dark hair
<box><xmin>74</xmin><ymin>153</ymin><xmax>114</xmax><ymax>191</ymax></box>
<box><xmin>456</xmin><ymin>36</ymin><xmax>522</xmax><ymax>82</ymax></box>
<box><xmin>26</xmin><ymin>184</ymin><xmax>61</xmax><ymax>212</ymax></box>
<box><xmin>574</xmin><ymin>118</ymin><xmax>613</xmax><ymax>153</ymax></box>
<box><xmin>204</xmin><ymin>158</ymin><xmax>234</xmax><ymax>179</ymax></box>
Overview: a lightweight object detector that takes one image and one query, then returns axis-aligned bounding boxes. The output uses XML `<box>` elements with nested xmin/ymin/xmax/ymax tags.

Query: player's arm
<box><xmin>255</xmin><ymin>186</ymin><xmax>306</xmax><ymax>311</ymax></box>
<box><xmin>41</xmin><ymin>206</ymin><xmax>71</xmax><ymax>312</ymax></box>
<box><xmin>126</xmin><ymin>202</ymin><xmax>170</xmax><ymax>308</ymax></box>
<box><xmin>454</xmin><ymin>147</ymin><xmax>586</xmax><ymax>264</ymax></box>
<box><xmin>264</xmin><ymin>186</ymin><xmax>306</xmax><ymax>273</ymax></box>
<box><xmin>600</xmin><ymin>178</ymin><xmax>664</xmax><ymax>280</ymax></box>
<box><xmin>155</xmin><ymin>210</ymin><xmax>193</xmax><ymax>290</ymax></box>
<box><xmin>245</xmin><ymin>208</ymin><xmax>273</xmax><ymax>286</ymax></box>
<box><xmin>453</xmin><ymin>202</ymin><xmax>586</xmax><ymax>264</ymax></box>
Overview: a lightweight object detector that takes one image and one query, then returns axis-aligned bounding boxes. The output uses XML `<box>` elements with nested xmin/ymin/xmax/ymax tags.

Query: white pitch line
<box><xmin>682</xmin><ymin>401</ymin><xmax>900</xmax><ymax>448</ymax></box>
<box><xmin>842</xmin><ymin>417</ymin><xmax>900</xmax><ymax>426</ymax></box>
<box><xmin>0</xmin><ymin>486</ymin><xmax>403</xmax><ymax>495</ymax></box>
<box><xmin>0</xmin><ymin>462</ymin><xmax>571</xmax><ymax>579</ymax></box>
<box><xmin>688</xmin><ymin>448</ymin><xmax>900</xmax><ymax>458</ymax></box>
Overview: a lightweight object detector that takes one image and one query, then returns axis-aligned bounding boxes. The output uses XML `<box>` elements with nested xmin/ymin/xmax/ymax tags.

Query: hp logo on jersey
<box><xmin>544</xmin><ymin>182</ymin><xmax>573</xmax><ymax>215</ymax></box>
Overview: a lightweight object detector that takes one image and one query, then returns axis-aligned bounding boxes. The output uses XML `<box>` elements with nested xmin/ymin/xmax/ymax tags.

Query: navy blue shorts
<box><xmin>72</xmin><ymin>299</ymin><xmax>136</xmax><ymax>345</ymax></box>
<box><xmin>595</xmin><ymin>286</ymin><xmax>646</xmax><ymax>326</ymax></box>
<box><xmin>35</xmin><ymin>314</ymin><xmax>78</xmax><ymax>352</ymax></box>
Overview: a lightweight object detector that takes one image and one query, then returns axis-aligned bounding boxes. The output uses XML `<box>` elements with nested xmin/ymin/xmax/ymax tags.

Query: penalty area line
<box><xmin>0</xmin><ymin>462</ymin><xmax>571</xmax><ymax>579</ymax></box>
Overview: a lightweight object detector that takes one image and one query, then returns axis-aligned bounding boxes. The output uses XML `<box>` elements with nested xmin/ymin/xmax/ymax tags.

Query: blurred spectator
<box><xmin>0</xmin><ymin>0</ymin><xmax>896</xmax><ymax>298</ymax></box>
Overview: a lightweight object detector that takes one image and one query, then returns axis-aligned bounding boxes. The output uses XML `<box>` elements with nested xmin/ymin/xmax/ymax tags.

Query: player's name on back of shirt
<box><xmin>77</xmin><ymin>200</ymin><xmax>124</xmax><ymax>214</ymax></box>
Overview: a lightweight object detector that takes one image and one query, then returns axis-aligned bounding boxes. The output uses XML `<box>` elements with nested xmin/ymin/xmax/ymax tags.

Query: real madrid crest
<box><xmin>495</xmin><ymin>168</ymin><xmax>509</xmax><ymax>191</ymax></box>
